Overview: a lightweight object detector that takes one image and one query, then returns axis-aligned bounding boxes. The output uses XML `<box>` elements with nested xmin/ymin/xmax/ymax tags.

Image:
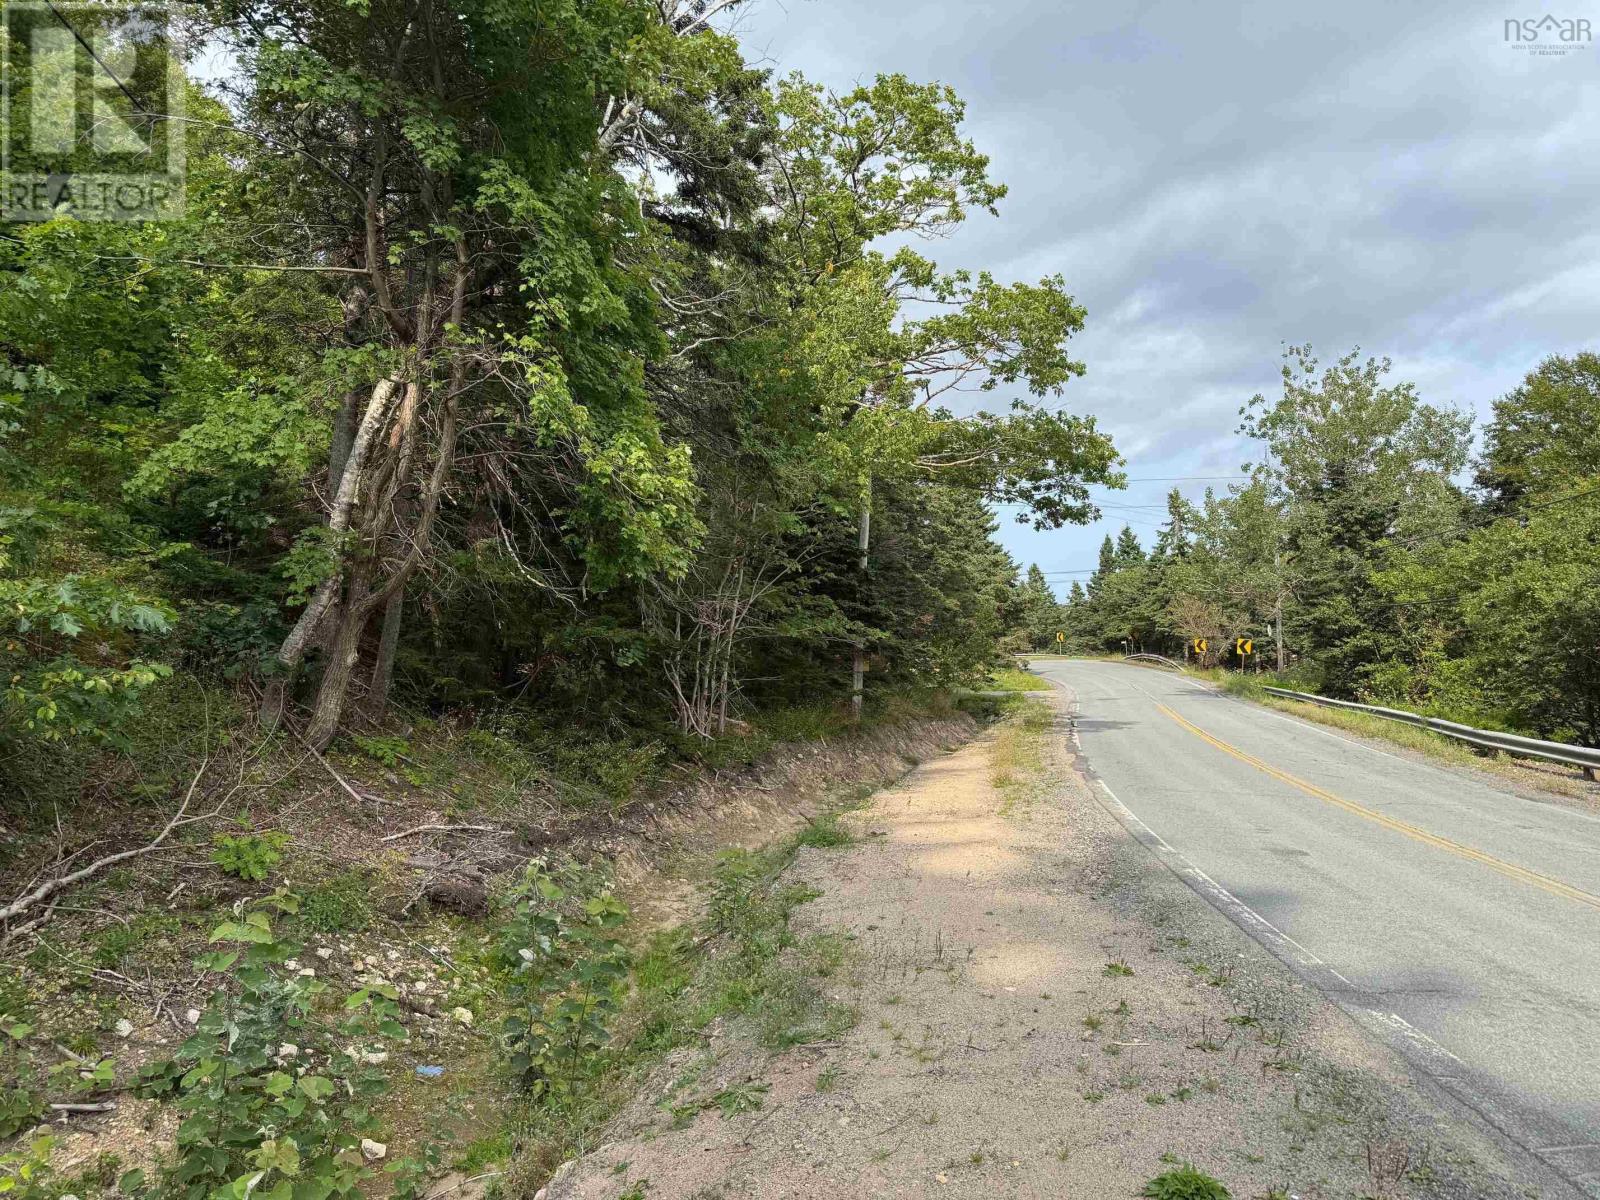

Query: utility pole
<box><xmin>851</xmin><ymin>483</ymin><xmax>871</xmax><ymax>723</ymax></box>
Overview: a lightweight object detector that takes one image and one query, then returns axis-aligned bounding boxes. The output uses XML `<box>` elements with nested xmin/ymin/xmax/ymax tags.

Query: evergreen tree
<box><xmin>1154</xmin><ymin>488</ymin><xmax>1195</xmax><ymax>559</ymax></box>
<box><xmin>1114</xmin><ymin>525</ymin><xmax>1145</xmax><ymax>566</ymax></box>
<box><xmin>1015</xmin><ymin>565</ymin><xmax>1063</xmax><ymax>650</ymax></box>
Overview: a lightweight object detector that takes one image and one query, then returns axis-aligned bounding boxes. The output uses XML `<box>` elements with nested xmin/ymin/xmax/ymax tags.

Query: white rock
<box><xmin>361</xmin><ymin>1050</ymin><xmax>389</xmax><ymax>1065</ymax></box>
<box><xmin>386</xmin><ymin>950</ymin><xmax>400</xmax><ymax>960</ymax></box>
<box><xmin>113</xmin><ymin>1019</ymin><xmax>134</xmax><ymax>1038</ymax></box>
<box><xmin>277</xmin><ymin>1044</ymin><xmax>300</xmax><ymax>1061</ymax></box>
<box><xmin>450</xmin><ymin>1006</ymin><xmax>473</xmax><ymax>1028</ymax></box>
<box><xmin>360</xmin><ymin>1139</ymin><xmax>387</xmax><ymax>1162</ymax></box>
<box><xmin>185</xmin><ymin>1008</ymin><xmax>201</xmax><ymax>1025</ymax></box>
<box><xmin>297</xmin><ymin>968</ymin><xmax>316</xmax><ymax>977</ymax></box>
<box><xmin>316</xmin><ymin>947</ymin><xmax>333</xmax><ymax>960</ymax></box>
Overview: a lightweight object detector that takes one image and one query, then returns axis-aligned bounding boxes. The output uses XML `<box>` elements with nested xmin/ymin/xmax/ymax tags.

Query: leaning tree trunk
<box><xmin>304</xmin><ymin>571</ymin><xmax>373</xmax><ymax>749</ymax></box>
<box><xmin>301</xmin><ymin>388</ymin><xmax>458</xmax><ymax>750</ymax></box>
<box><xmin>259</xmin><ymin>377</ymin><xmax>401</xmax><ymax>731</ymax></box>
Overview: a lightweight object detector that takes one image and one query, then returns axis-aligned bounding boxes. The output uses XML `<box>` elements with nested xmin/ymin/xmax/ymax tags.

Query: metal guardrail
<box><xmin>1122</xmin><ymin>653</ymin><xmax>1185</xmax><ymax>672</ymax></box>
<box><xmin>1261</xmin><ymin>686</ymin><xmax>1600</xmax><ymax>777</ymax></box>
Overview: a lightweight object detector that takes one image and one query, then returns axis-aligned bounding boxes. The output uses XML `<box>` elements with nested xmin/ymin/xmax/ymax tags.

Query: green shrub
<box><xmin>130</xmin><ymin>890</ymin><xmax>405</xmax><ymax>1200</ymax></box>
<box><xmin>297</xmin><ymin>870</ymin><xmax>375</xmax><ymax>933</ymax></box>
<box><xmin>496</xmin><ymin>864</ymin><xmax>631</xmax><ymax>1098</ymax></box>
<box><xmin>0</xmin><ymin>1134</ymin><xmax>55</xmax><ymax>1200</ymax></box>
<box><xmin>350</xmin><ymin>733</ymin><xmax>411</xmax><ymax>767</ymax></box>
<box><xmin>756</xmin><ymin>702</ymin><xmax>845</xmax><ymax>744</ymax></box>
<box><xmin>0</xmin><ymin>1015</ymin><xmax>45</xmax><ymax>1138</ymax></box>
<box><xmin>1141</xmin><ymin>1163</ymin><xmax>1231</xmax><ymax>1199</ymax></box>
<box><xmin>212</xmin><ymin>831</ymin><xmax>289</xmax><ymax>881</ymax></box>
<box><xmin>796</xmin><ymin>815</ymin><xmax>851</xmax><ymax>849</ymax></box>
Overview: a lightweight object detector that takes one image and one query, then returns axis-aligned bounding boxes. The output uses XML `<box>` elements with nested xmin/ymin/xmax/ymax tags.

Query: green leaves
<box><xmin>143</xmin><ymin>896</ymin><xmax>401</xmax><ymax>1200</ymax></box>
<box><xmin>210</xmin><ymin>910</ymin><xmax>277</xmax><ymax>944</ymax></box>
<box><xmin>773</xmin><ymin>72</ymin><xmax>1005</xmax><ymax>256</ymax></box>
<box><xmin>496</xmin><ymin>863</ymin><xmax>632</xmax><ymax>1096</ymax></box>
<box><xmin>211</xmin><ymin>832</ymin><xmax>290</xmax><ymax>882</ymax></box>
<box><xmin>296</xmin><ymin>1076</ymin><xmax>335</xmax><ymax>1101</ymax></box>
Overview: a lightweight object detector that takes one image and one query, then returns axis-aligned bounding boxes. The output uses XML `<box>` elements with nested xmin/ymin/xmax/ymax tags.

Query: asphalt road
<box><xmin>1029</xmin><ymin>657</ymin><xmax>1600</xmax><ymax>1197</ymax></box>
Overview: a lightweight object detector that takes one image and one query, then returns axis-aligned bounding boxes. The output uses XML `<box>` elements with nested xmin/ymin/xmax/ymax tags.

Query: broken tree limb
<box><xmin>380</xmin><ymin>824</ymin><xmax>503</xmax><ymax>843</ymax></box>
<box><xmin>0</xmin><ymin>758</ymin><xmax>222</xmax><ymax>927</ymax></box>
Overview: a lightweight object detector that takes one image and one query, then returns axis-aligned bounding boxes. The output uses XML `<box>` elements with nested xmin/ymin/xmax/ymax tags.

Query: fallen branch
<box><xmin>0</xmin><ymin>758</ymin><xmax>223</xmax><ymax>927</ymax></box>
<box><xmin>296</xmin><ymin>735</ymin><xmax>380</xmax><ymax>811</ymax></box>
<box><xmin>0</xmin><ymin>896</ymin><xmax>61</xmax><ymax>946</ymax></box>
<box><xmin>380</xmin><ymin>824</ymin><xmax>503</xmax><ymax>843</ymax></box>
<box><xmin>52</xmin><ymin>1042</ymin><xmax>92</xmax><ymax>1065</ymax></box>
<box><xmin>48</xmin><ymin>1102</ymin><xmax>117</xmax><ymax>1114</ymax></box>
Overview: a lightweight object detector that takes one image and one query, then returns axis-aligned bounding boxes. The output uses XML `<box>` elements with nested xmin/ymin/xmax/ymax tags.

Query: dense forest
<box><xmin>0</xmin><ymin>0</ymin><xmax>1125</xmax><ymax>802</ymax></box>
<box><xmin>1043</xmin><ymin>347</ymin><xmax>1600</xmax><ymax>749</ymax></box>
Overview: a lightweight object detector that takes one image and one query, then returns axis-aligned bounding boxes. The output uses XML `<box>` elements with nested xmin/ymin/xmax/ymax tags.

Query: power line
<box><xmin>42</xmin><ymin>0</ymin><xmax>144</xmax><ymax>111</ymax></box>
<box><xmin>1381</xmin><ymin>480</ymin><xmax>1600</xmax><ymax>554</ymax></box>
<box><xmin>1120</xmin><ymin>475</ymin><xmax>1249</xmax><ymax>483</ymax></box>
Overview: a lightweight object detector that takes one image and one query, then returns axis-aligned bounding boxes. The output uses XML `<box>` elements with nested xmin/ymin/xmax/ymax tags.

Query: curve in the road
<box><xmin>1030</xmin><ymin>657</ymin><xmax>1600</xmax><ymax>1200</ymax></box>
<box><xmin>1156</xmin><ymin>700</ymin><xmax>1600</xmax><ymax>914</ymax></box>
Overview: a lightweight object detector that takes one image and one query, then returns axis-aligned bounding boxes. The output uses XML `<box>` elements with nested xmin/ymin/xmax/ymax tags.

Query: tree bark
<box><xmin>304</xmin><ymin>575</ymin><xmax>372</xmax><ymax>749</ymax></box>
<box><xmin>851</xmin><ymin>485</ymin><xmax>871</xmax><ymax>723</ymax></box>
<box><xmin>367</xmin><ymin>590</ymin><xmax>405</xmax><ymax>719</ymax></box>
<box><xmin>259</xmin><ymin>377</ymin><xmax>402</xmax><ymax>731</ymax></box>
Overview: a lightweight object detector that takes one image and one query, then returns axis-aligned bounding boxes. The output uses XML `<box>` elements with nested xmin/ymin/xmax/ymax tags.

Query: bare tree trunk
<box><xmin>260</xmin><ymin>378</ymin><xmax>402</xmax><ymax>731</ymax></box>
<box><xmin>851</xmin><ymin>486</ymin><xmax>871</xmax><ymax>724</ymax></box>
<box><xmin>305</xmin><ymin>578</ymin><xmax>371</xmax><ymax>750</ymax></box>
<box><xmin>295</xmin><ymin>241</ymin><xmax>468</xmax><ymax>749</ymax></box>
<box><xmin>367</xmin><ymin>590</ymin><xmax>405</xmax><ymax>720</ymax></box>
<box><xmin>1274</xmin><ymin>547</ymin><xmax>1286</xmax><ymax>672</ymax></box>
<box><xmin>302</xmin><ymin>391</ymin><xmax>457</xmax><ymax>750</ymax></box>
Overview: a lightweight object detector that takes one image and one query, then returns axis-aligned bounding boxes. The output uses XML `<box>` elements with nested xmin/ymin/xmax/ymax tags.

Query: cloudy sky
<box><xmin>732</xmin><ymin>0</ymin><xmax>1599</xmax><ymax>593</ymax></box>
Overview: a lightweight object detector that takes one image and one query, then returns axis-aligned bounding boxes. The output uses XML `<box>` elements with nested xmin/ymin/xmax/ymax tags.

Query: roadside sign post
<box><xmin>1236</xmin><ymin>637</ymin><xmax>1253</xmax><ymax>671</ymax></box>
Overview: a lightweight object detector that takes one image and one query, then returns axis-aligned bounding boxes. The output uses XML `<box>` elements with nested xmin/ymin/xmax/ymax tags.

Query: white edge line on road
<box><xmin>1091</xmin><ymin>775</ymin><xmax>1327</xmax><ymax>970</ymax></box>
<box><xmin>1087</xmin><ymin>725</ymin><xmax>1469</xmax><ymax>1072</ymax></box>
<box><xmin>1052</xmin><ymin>662</ymin><xmax>1591</xmax><ymax>1199</ymax></box>
<box><xmin>1367</xmin><ymin>1009</ymin><xmax>1466</xmax><ymax>1069</ymax></box>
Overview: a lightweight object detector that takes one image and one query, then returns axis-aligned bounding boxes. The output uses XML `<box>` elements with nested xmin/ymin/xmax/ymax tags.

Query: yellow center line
<box><xmin>1154</xmin><ymin>702</ymin><xmax>1600</xmax><ymax>914</ymax></box>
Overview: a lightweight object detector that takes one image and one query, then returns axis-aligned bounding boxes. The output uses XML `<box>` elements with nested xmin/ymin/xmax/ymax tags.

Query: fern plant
<box><xmin>211</xmin><ymin>831</ymin><xmax>289</xmax><ymax>881</ymax></box>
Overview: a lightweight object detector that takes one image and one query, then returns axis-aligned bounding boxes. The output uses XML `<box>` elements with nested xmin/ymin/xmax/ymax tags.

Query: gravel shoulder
<box><xmin>539</xmin><ymin>690</ymin><xmax>1533</xmax><ymax>1199</ymax></box>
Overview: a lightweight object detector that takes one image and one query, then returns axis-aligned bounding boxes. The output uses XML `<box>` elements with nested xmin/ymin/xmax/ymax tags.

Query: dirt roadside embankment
<box><xmin>536</xmin><ymin>688</ymin><xmax>1529</xmax><ymax>1199</ymax></box>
